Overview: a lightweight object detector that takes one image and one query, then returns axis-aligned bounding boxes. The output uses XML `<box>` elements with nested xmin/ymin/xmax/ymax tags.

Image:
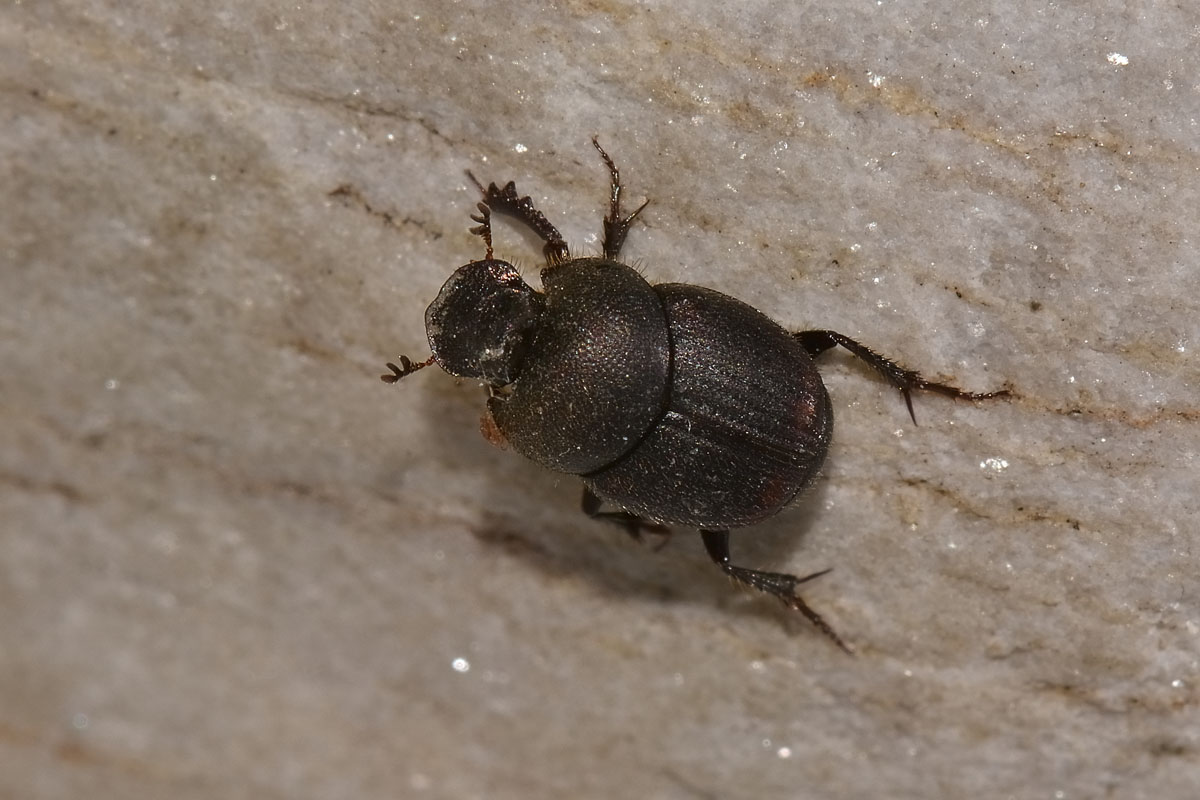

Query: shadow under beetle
<box><xmin>383</xmin><ymin>139</ymin><xmax>1007</xmax><ymax>652</ymax></box>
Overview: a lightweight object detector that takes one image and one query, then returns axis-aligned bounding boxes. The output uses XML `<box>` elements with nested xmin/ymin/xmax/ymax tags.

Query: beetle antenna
<box><xmin>381</xmin><ymin>355</ymin><xmax>435</xmax><ymax>383</ymax></box>
<box><xmin>468</xmin><ymin>201</ymin><xmax>495</xmax><ymax>259</ymax></box>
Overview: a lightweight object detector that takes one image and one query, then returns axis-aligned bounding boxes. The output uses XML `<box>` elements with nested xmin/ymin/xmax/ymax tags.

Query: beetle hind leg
<box><xmin>701</xmin><ymin>530</ymin><xmax>850</xmax><ymax>653</ymax></box>
<box><xmin>582</xmin><ymin>487</ymin><xmax>671</xmax><ymax>549</ymax></box>
<box><xmin>795</xmin><ymin>329</ymin><xmax>1008</xmax><ymax>425</ymax></box>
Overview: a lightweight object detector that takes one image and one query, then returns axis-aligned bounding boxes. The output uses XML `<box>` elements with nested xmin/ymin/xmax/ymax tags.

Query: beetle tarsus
<box><xmin>582</xmin><ymin>487</ymin><xmax>672</xmax><ymax>549</ymax></box>
<box><xmin>701</xmin><ymin>530</ymin><xmax>850</xmax><ymax>653</ymax></box>
<box><xmin>795</xmin><ymin>329</ymin><xmax>1008</xmax><ymax>425</ymax></box>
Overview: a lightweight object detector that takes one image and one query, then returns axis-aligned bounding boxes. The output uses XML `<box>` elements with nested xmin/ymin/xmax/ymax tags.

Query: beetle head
<box><xmin>425</xmin><ymin>259</ymin><xmax>544</xmax><ymax>385</ymax></box>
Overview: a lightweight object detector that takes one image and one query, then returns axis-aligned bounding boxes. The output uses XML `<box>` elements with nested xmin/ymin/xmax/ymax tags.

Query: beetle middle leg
<box><xmin>795</xmin><ymin>329</ymin><xmax>1008</xmax><ymax>425</ymax></box>
<box><xmin>466</xmin><ymin>171</ymin><xmax>571</xmax><ymax>264</ymax></box>
<box><xmin>591</xmin><ymin>137</ymin><xmax>649</xmax><ymax>261</ymax></box>
<box><xmin>701</xmin><ymin>530</ymin><xmax>850</xmax><ymax>653</ymax></box>
<box><xmin>582</xmin><ymin>487</ymin><xmax>671</xmax><ymax>549</ymax></box>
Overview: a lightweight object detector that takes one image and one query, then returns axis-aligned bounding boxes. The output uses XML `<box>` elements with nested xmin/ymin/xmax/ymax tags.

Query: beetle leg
<box><xmin>592</xmin><ymin>137</ymin><xmax>649</xmax><ymax>261</ymax></box>
<box><xmin>581</xmin><ymin>487</ymin><xmax>671</xmax><ymax>549</ymax></box>
<box><xmin>465</xmin><ymin>171</ymin><xmax>571</xmax><ymax>264</ymax></box>
<box><xmin>795</xmin><ymin>329</ymin><xmax>1009</xmax><ymax>425</ymax></box>
<box><xmin>700</xmin><ymin>530</ymin><xmax>850</xmax><ymax>653</ymax></box>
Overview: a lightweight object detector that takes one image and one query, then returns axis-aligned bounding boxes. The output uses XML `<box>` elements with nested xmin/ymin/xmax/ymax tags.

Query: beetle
<box><xmin>383</xmin><ymin>139</ymin><xmax>1007</xmax><ymax>651</ymax></box>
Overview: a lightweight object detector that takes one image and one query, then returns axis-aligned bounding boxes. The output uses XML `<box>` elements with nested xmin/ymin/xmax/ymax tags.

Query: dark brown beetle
<box><xmin>384</xmin><ymin>140</ymin><xmax>1006</xmax><ymax>651</ymax></box>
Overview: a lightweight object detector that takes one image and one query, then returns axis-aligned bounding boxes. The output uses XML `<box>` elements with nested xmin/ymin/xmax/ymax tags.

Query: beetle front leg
<box><xmin>582</xmin><ymin>487</ymin><xmax>671</xmax><ymax>548</ymax></box>
<box><xmin>465</xmin><ymin>172</ymin><xmax>571</xmax><ymax>264</ymax></box>
<box><xmin>795</xmin><ymin>329</ymin><xmax>1008</xmax><ymax>425</ymax></box>
<box><xmin>701</xmin><ymin>530</ymin><xmax>850</xmax><ymax>653</ymax></box>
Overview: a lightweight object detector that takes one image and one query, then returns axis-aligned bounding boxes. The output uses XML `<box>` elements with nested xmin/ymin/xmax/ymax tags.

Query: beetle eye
<box><xmin>425</xmin><ymin>259</ymin><xmax>544</xmax><ymax>385</ymax></box>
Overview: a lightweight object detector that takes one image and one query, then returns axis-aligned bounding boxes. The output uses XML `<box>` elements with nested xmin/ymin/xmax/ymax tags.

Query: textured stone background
<box><xmin>3</xmin><ymin>2</ymin><xmax>1198</xmax><ymax>798</ymax></box>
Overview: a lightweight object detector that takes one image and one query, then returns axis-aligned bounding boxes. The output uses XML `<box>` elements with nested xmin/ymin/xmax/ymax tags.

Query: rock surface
<box><xmin>3</xmin><ymin>2</ymin><xmax>1197</xmax><ymax>798</ymax></box>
